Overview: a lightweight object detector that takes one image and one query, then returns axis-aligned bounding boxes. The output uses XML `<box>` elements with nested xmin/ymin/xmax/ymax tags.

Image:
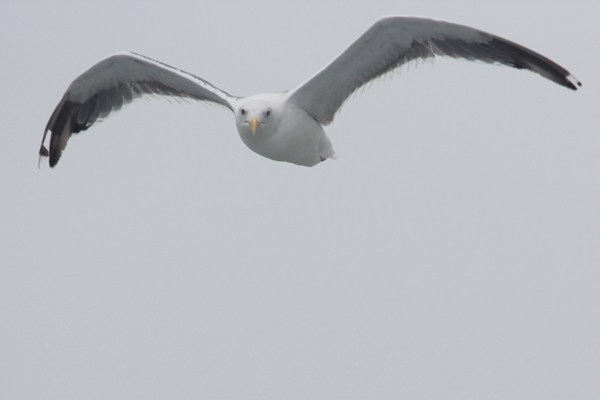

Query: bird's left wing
<box><xmin>288</xmin><ymin>17</ymin><xmax>581</xmax><ymax>126</ymax></box>
<box><xmin>40</xmin><ymin>51</ymin><xmax>236</xmax><ymax>167</ymax></box>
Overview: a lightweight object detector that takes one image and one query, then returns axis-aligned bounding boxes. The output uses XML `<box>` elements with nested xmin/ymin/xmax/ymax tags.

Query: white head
<box><xmin>234</xmin><ymin>93</ymin><xmax>285</xmax><ymax>140</ymax></box>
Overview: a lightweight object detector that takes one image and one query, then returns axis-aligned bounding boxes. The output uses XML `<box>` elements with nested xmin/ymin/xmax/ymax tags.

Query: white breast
<box><xmin>236</xmin><ymin>96</ymin><xmax>337</xmax><ymax>167</ymax></box>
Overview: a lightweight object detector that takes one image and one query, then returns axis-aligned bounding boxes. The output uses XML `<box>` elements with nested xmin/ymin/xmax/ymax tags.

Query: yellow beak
<box><xmin>249</xmin><ymin>116</ymin><xmax>261</xmax><ymax>135</ymax></box>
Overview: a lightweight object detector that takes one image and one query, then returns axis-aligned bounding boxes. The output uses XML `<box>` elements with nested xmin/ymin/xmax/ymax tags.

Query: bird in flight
<box><xmin>39</xmin><ymin>16</ymin><xmax>581</xmax><ymax>168</ymax></box>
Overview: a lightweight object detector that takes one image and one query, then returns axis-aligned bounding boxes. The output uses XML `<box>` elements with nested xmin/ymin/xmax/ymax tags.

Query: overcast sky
<box><xmin>1</xmin><ymin>1</ymin><xmax>598</xmax><ymax>399</ymax></box>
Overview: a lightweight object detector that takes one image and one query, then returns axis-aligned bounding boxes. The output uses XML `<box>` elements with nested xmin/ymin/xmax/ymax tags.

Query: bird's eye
<box><xmin>266</xmin><ymin>110</ymin><xmax>271</xmax><ymax>117</ymax></box>
<box><xmin>241</xmin><ymin>108</ymin><xmax>245</xmax><ymax>115</ymax></box>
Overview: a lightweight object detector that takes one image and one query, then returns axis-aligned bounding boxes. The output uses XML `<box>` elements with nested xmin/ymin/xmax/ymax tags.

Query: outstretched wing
<box><xmin>40</xmin><ymin>51</ymin><xmax>237</xmax><ymax>167</ymax></box>
<box><xmin>288</xmin><ymin>17</ymin><xmax>581</xmax><ymax>126</ymax></box>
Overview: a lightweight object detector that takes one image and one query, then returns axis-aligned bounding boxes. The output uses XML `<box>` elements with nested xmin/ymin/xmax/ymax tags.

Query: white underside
<box><xmin>238</xmin><ymin>98</ymin><xmax>337</xmax><ymax>167</ymax></box>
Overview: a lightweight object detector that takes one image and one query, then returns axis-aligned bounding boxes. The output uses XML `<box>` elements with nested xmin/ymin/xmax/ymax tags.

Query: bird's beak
<box><xmin>249</xmin><ymin>116</ymin><xmax>261</xmax><ymax>135</ymax></box>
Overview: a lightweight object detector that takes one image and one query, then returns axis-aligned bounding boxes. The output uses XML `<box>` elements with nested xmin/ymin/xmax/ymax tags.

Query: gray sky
<box><xmin>1</xmin><ymin>1</ymin><xmax>598</xmax><ymax>399</ymax></box>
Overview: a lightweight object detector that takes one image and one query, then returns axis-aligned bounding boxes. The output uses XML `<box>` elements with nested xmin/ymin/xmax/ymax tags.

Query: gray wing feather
<box><xmin>288</xmin><ymin>17</ymin><xmax>581</xmax><ymax>125</ymax></box>
<box><xmin>40</xmin><ymin>52</ymin><xmax>236</xmax><ymax>167</ymax></box>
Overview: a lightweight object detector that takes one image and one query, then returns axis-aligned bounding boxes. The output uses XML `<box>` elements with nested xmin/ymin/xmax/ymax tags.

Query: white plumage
<box><xmin>39</xmin><ymin>16</ymin><xmax>581</xmax><ymax>167</ymax></box>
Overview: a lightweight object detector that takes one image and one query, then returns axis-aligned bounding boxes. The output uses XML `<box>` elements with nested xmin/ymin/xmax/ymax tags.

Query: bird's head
<box><xmin>234</xmin><ymin>95</ymin><xmax>283</xmax><ymax>139</ymax></box>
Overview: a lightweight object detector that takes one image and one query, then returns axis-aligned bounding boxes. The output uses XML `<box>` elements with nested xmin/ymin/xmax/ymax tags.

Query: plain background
<box><xmin>1</xmin><ymin>1</ymin><xmax>598</xmax><ymax>399</ymax></box>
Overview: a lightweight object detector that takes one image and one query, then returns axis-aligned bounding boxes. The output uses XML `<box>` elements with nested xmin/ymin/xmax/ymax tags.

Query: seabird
<box><xmin>39</xmin><ymin>16</ymin><xmax>581</xmax><ymax>167</ymax></box>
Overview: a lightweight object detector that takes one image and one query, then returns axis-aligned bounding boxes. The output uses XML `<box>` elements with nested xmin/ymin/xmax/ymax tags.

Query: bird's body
<box><xmin>39</xmin><ymin>16</ymin><xmax>581</xmax><ymax>167</ymax></box>
<box><xmin>235</xmin><ymin>93</ymin><xmax>336</xmax><ymax>166</ymax></box>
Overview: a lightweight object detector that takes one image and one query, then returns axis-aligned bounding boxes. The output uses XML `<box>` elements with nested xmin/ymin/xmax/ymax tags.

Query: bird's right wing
<box><xmin>40</xmin><ymin>51</ymin><xmax>237</xmax><ymax>167</ymax></box>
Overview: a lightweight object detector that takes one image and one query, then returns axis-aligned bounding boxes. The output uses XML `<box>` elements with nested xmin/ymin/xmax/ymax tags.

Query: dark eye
<box><xmin>266</xmin><ymin>110</ymin><xmax>271</xmax><ymax>117</ymax></box>
<box><xmin>241</xmin><ymin>108</ymin><xmax>245</xmax><ymax>115</ymax></box>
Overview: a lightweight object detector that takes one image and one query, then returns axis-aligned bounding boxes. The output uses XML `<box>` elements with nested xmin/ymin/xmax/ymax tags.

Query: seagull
<box><xmin>39</xmin><ymin>16</ymin><xmax>581</xmax><ymax>168</ymax></box>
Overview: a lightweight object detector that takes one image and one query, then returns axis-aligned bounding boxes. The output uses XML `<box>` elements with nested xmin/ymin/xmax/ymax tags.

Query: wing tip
<box><xmin>566</xmin><ymin>74</ymin><xmax>582</xmax><ymax>91</ymax></box>
<box><xmin>38</xmin><ymin>145</ymin><xmax>49</xmax><ymax>157</ymax></box>
<box><xmin>38</xmin><ymin>145</ymin><xmax>49</xmax><ymax>169</ymax></box>
<box><xmin>38</xmin><ymin>144</ymin><xmax>60</xmax><ymax>168</ymax></box>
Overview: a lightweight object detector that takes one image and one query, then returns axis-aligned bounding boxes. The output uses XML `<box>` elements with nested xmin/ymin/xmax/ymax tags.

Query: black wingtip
<box><xmin>38</xmin><ymin>144</ymin><xmax>60</xmax><ymax>168</ymax></box>
<box><xmin>38</xmin><ymin>145</ymin><xmax>49</xmax><ymax>169</ymax></box>
<box><xmin>48</xmin><ymin>153</ymin><xmax>59</xmax><ymax>168</ymax></box>
<box><xmin>484</xmin><ymin>37</ymin><xmax>582</xmax><ymax>92</ymax></box>
<box><xmin>39</xmin><ymin>145</ymin><xmax>49</xmax><ymax>157</ymax></box>
<box><xmin>566</xmin><ymin>75</ymin><xmax>582</xmax><ymax>91</ymax></box>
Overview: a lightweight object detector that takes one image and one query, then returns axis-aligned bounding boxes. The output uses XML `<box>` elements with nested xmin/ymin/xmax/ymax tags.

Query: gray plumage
<box><xmin>40</xmin><ymin>53</ymin><xmax>235</xmax><ymax>166</ymax></box>
<box><xmin>289</xmin><ymin>17</ymin><xmax>580</xmax><ymax>125</ymax></box>
<box><xmin>40</xmin><ymin>17</ymin><xmax>581</xmax><ymax>167</ymax></box>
